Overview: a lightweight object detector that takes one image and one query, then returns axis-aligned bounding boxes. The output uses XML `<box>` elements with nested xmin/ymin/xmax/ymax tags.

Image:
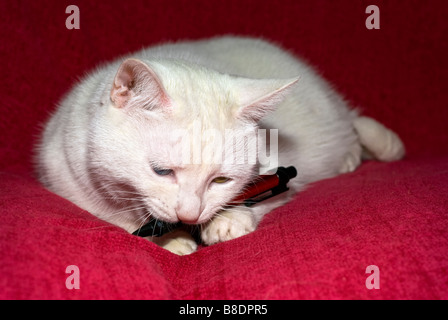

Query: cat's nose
<box><xmin>176</xmin><ymin>197</ymin><xmax>201</xmax><ymax>224</ymax></box>
<box><xmin>177</xmin><ymin>212</ymin><xmax>199</xmax><ymax>224</ymax></box>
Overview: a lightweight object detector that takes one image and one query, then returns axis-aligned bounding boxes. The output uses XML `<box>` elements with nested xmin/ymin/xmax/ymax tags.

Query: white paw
<box><xmin>201</xmin><ymin>207</ymin><xmax>256</xmax><ymax>245</ymax></box>
<box><xmin>153</xmin><ymin>230</ymin><xmax>198</xmax><ymax>255</ymax></box>
<box><xmin>339</xmin><ymin>143</ymin><xmax>362</xmax><ymax>174</ymax></box>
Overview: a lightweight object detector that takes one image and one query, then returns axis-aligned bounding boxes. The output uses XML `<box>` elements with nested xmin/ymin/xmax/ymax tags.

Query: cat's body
<box><xmin>36</xmin><ymin>36</ymin><xmax>404</xmax><ymax>255</ymax></box>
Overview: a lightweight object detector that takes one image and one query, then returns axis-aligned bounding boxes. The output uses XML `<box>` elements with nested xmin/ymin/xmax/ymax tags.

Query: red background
<box><xmin>1</xmin><ymin>0</ymin><xmax>447</xmax><ymax>299</ymax></box>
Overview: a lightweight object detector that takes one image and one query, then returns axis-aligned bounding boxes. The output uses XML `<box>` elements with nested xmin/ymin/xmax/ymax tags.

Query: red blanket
<box><xmin>1</xmin><ymin>0</ymin><xmax>447</xmax><ymax>299</ymax></box>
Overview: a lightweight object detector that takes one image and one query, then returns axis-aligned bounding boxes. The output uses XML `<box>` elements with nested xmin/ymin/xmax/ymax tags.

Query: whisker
<box><xmin>132</xmin><ymin>210</ymin><xmax>154</xmax><ymax>236</ymax></box>
<box><xmin>106</xmin><ymin>204</ymin><xmax>147</xmax><ymax>216</ymax></box>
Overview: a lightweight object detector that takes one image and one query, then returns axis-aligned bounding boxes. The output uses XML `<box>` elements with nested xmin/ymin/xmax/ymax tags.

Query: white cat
<box><xmin>36</xmin><ymin>36</ymin><xmax>404</xmax><ymax>255</ymax></box>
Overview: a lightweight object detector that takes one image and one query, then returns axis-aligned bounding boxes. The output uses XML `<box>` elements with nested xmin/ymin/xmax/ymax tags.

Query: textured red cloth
<box><xmin>1</xmin><ymin>0</ymin><xmax>447</xmax><ymax>299</ymax></box>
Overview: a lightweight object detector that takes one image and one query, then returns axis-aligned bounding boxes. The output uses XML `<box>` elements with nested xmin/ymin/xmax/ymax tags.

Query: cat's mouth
<box><xmin>133</xmin><ymin>213</ymin><xmax>204</xmax><ymax>243</ymax></box>
<box><xmin>133</xmin><ymin>206</ymin><xmax>212</xmax><ymax>238</ymax></box>
<box><xmin>132</xmin><ymin>218</ymin><xmax>182</xmax><ymax>237</ymax></box>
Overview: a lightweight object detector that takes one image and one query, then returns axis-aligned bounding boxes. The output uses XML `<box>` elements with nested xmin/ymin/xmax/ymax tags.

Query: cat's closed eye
<box><xmin>152</xmin><ymin>167</ymin><xmax>174</xmax><ymax>176</ymax></box>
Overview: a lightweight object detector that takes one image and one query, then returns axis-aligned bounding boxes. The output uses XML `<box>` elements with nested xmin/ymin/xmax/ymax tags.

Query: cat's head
<box><xmin>90</xmin><ymin>58</ymin><xmax>298</xmax><ymax>228</ymax></box>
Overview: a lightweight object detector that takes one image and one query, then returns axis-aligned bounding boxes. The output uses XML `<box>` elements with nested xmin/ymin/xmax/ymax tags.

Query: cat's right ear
<box><xmin>110</xmin><ymin>58</ymin><xmax>169</xmax><ymax>109</ymax></box>
<box><xmin>235</xmin><ymin>77</ymin><xmax>299</xmax><ymax>123</ymax></box>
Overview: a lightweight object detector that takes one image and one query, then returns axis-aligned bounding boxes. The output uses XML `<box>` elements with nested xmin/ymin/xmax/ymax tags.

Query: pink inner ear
<box><xmin>115</xmin><ymin>65</ymin><xmax>135</xmax><ymax>90</ymax></box>
<box><xmin>110</xmin><ymin>58</ymin><xmax>169</xmax><ymax>109</ymax></box>
<box><xmin>111</xmin><ymin>84</ymin><xmax>131</xmax><ymax>108</ymax></box>
<box><xmin>110</xmin><ymin>60</ymin><xmax>138</xmax><ymax>108</ymax></box>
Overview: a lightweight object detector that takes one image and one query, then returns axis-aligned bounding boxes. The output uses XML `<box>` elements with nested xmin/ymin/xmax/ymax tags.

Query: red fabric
<box><xmin>1</xmin><ymin>0</ymin><xmax>447</xmax><ymax>299</ymax></box>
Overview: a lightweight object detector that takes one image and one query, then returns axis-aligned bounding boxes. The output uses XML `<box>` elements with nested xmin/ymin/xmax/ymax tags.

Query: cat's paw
<box><xmin>339</xmin><ymin>142</ymin><xmax>362</xmax><ymax>174</ymax></box>
<box><xmin>154</xmin><ymin>230</ymin><xmax>197</xmax><ymax>255</ymax></box>
<box><xmin>201</xmin><ymin>207</ymin><xmax>256</xmax><ymax>245</ymax></box>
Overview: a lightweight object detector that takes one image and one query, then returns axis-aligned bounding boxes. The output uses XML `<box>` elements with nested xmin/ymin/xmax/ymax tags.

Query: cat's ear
<box><xmin>235</xmin><ymin>77</ymin><xmax>299</xmax><ymax>122</ymax></box>
<box><xmin>110</xmin><ymin>58</ymin><xmax>169</xmax><ymax>109</ymax></box>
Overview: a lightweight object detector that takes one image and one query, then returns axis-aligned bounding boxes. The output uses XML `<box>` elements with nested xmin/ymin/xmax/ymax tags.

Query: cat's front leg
<box><xmin>201</xmin><ymin>206</ymin><xmax>256</xmax><ymax>245</ymax></box>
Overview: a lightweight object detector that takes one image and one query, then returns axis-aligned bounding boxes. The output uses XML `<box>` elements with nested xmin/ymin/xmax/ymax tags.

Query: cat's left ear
<box><xmin>235</xmin><ymin>77</ymin><xmax>299</xmax><ymax>122</ymax></box>
<box><xmin>110</xmin><ymin>58</ymin><xmax>169</xmax><ymax>109</ymax></box>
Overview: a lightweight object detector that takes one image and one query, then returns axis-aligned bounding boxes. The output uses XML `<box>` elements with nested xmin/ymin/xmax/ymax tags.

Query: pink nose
<box><xmin>176</xmin><ymin>212</ymin><xmax>199</xmax><ymax>224</ymax></box>
<box><xmin>176</xmin><ymin>197</ymin><xmax>201</xmax><ymax>224</ymax></box>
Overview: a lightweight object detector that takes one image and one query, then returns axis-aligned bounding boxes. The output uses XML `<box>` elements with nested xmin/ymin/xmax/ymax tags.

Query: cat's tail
<box><xmin>353</xmin><ymin>116</ymin><xmax>405</xmax><ymax>161</ymax></box>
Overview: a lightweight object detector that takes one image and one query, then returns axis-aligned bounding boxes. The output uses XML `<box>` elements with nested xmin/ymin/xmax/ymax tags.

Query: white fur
<box><xmin>36</xmin><ymin>36</ymin><xmax>404</xmax><ymax>255</ymax></box>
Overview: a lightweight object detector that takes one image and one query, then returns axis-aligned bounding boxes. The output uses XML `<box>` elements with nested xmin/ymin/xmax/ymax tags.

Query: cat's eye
<box><xmin>212</xmin><ymin>177</ymin><xmax>231</xmax><ymax>184</ymax></box>
<box><xmin>153</xmin><ymin>167</ymin><xmax>174</xmax><ymax>176</ymax></box>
